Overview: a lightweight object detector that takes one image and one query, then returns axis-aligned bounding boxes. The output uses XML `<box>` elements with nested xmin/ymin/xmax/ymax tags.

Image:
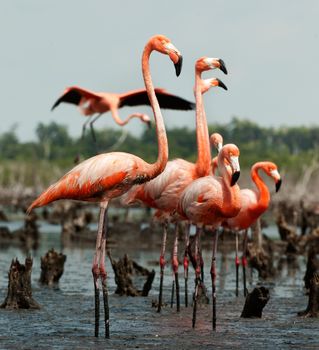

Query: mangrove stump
<box><xmin>39</xmin><ymin>249</ymin><xmax>67</xmax><ymax>285</ymax></box>
<box><xmin>298</xmin><ymin>272</ymin><xmax>319</xmax><ymax>317</ymax></box>
<box><xmin>1</xmin><ymin>257</ymin><xmax>40</xmax><ymax>309</ymax></box>
<box><xmin>108</xmin><ymin>252</ymin><xmax>155</xmax><ymax>296</ymax></box>
<box><xmin>240</xmin><ymin>286</ymin><xmax>270</xmax><ymax>318</ymax></box>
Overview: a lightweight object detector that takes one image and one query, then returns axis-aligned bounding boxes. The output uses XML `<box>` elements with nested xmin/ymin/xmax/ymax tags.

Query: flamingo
<box><xmin>223</xmin><ymin>161</ymin><xmax>282</xmax><ymax>296</ymax></box>
<box><xmin>51</xmin><ymin>86</ymin><xmax>195</xmax><ymax>142</ymax></box>
<box><xmin>177</xmin><ymin>143</ymin><xmax>241</xmax><ymax>329</ymax></box>
<box><xmin>27</xmin><ymin>34</ymin><xmax>183</xmax><ymax>338</ymax></box>
<box><xmin>122</xmin><ymin>57</ymin><xmax>228</xmax><ymax>312</ymax></box>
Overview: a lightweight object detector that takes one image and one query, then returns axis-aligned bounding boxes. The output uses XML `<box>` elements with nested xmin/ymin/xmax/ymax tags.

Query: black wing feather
<box><xmin>51</xmin><ymin>90</ymin><xmax>83</xmax><ymax>111</ymax></box>
<box><xmin>119</xmin><ymin>89</ymin><xmax>195</xmax><ymax>111</ymax></box>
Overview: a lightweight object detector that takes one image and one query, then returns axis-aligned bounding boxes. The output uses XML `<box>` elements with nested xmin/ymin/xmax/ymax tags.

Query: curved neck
<box><xmin>195</xmin><ymin>71</ymin><xmax>211</xmax><ymax>177</ymax></box>
<box><xmin>110</xmin><ymin>108</ymin><xmax>145</xmax><ymax>126</ymax></box>
<box><xmin>142</xmin><ymin>44</ymin><xmax>168</xmax><ymax>178</ymax></box>
<box><xmin>218</xmin><ymin>150</ymin><xmax>232</xmax><ymax>187</ymax></box>
<box><xmin>251</xmin><ymin>165</ymin><xmax>271</xmax><ymax>211</ymax></box>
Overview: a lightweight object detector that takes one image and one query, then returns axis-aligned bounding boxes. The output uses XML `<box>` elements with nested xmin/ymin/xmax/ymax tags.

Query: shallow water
<box><xmin>0</xmin><ymin>221</ymin><xmax>318</xmax><ymax>349</ymax></box>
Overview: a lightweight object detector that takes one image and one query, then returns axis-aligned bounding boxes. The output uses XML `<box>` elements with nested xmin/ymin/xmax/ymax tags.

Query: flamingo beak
<box><xmin>275</xmin><ymin>179</ymin><xmax>282</xmax><ymax>192</ymax></box>
<box><xmin>146</xmin><ymin>120</ymin><xmax>152</xmax><ymax>129</ymax></box>
<box><xmin>218</xmin><ymin>59</ymin><xmax>228</xmax><ymax>75</ymax></box>
<box><xmin>174</xmin><ymin>55</ymin><xmax>183</xmax><ymax>77</ymax></box>
<box><xmin>216</xmin><ymin>79</ymin><xmax>228</xmax><ymax>91</ymax></box>
<box><xmin>231</xmin><ymin>171</ymin><xmax>240</xmax><ymax>186</ymax></box>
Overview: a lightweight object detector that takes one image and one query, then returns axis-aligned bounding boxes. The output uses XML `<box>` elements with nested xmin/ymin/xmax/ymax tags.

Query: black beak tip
<box><xmin>219</xmin><ymin>59</ymin><xmax>228</xmax><ymax>75</ymax></box>
<box><xmin>275</xmin><ymin>179</ymin><xmax>282</xmax><ymax>192</ymax></box>
<box><xmin>147</xmin><ymin>121</ymin><xmax>152</xmax><ymax>129</ymax></box>
<box><xmin>217</xmin><ymin>79</ymin><xmax>228</xmax><ymax>91</ymax></box>
<box><xmin>174</xmin><ymin>55</ymin><xmax>183</xmax><ymax>77</ymax></box>
<box><xmin>231</xmin><ymin>171</ymin><xmax>240</xmax><ymax>186</ymax></box>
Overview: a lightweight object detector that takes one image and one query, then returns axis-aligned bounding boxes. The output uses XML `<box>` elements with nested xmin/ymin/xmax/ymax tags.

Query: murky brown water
<box><xmin>0</xmin><ymin>221</ymin><xmax>318</xmax><ymax>349</ymax></box>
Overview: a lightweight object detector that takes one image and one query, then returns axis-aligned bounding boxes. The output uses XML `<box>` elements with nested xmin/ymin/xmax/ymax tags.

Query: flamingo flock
<box><xmin>27</xmin><ymin>34</ymin><xmax>282</xmax><ymax>338</ymax></box>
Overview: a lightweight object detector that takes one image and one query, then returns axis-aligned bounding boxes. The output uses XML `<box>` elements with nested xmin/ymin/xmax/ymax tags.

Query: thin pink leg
<box><xmin>210</xmin><ymin>229</ymin><xmax>219</xmax><ymax>331</ymax></box>
<box><xmin>183</xmin><ymin>223</ymin><xmax>190</xmax><ymax>307</ymax></box>
<box><xmin>192</xmin><ymin>226</ymin><xmax>202</xmax><ymax>328</ymax></box>
<box><xmin>171</xmin><ymin>224</ymin><xmax>180</xmax><ymax>312</ymax></box>
<box><xmin>157</xmin><ymin>221</ymin><xmax>168</xmax><ymax>313</ymax></box>
<box><xmin>235</xmin><ymin>231</ymin><xmax>239</xmax><ymax>297</ymax></box>
<box><xmin>242</xmin><ymin>229</ymin><xmax>249</xmax><ymax>297</ymax></box>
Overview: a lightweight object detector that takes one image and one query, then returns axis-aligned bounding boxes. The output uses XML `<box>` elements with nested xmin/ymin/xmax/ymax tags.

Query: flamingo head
<box><xmin>263</xmin><ymin>162</ymin><xmax>282</xmax><ymax>192</ymax></box>
<box><xmin>210</xmin><ymin>133</ymin><xmax>224</xmax><ymax>153</ymax></box>
<box><xmin>141</xmin><ymin>114</ymin><xmax>152</xmax><ymax>129</ymax></box>
<box><xmin>196</xmin><ymin>57</ymin><xmax>228</xmax><ymax>75</ymax></box>
<box><xmin>221</xmin><ymin>144</ymin><xmax>241</xmax><ymax>186</ymax></box>
<box><xmin>198</xmin><ymin>78</ymin><xmax>228</xmax><ymax>95</ymax></box>
<box><xmin>150</xmin><ymin>35</ymin><xmax>183</xmax><ymax>76</ymax></box>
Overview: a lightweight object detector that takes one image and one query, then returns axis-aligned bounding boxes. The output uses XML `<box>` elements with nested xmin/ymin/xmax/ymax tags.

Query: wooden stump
<box><xmin>39</xmin><ymin>249</ymin><xmax>67</xmax><ymax>285</ymax></box>
<box><xmin>240</xmin><ymin>286</ymin><xmax>270</xmax><ymax>318</ymax></box>
<box><xmin>298</xmin><ymin>273</ymin><xmax>319</xmax><ymax>317</ymax></box>
<box><xmin>1</xmin><ymin>257</ymin><xmax>40</xmax><ymax>309</ymax></box>
<box><xmin>108</xmin><ymin>252</ymin><xmax>155</xmax><ymax>296</ymax></box>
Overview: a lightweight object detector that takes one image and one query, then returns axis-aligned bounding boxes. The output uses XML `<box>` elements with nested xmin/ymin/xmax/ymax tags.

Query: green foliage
<box><xmin>0</xmin><ymin>117</ymin><xmax>318</xmax><ymax>187</ymax></box>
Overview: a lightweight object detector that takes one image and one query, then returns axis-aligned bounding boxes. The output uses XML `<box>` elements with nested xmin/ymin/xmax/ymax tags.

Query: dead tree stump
<box><xmin>240</xmin><ymin>286</ymin><xmax>270</xmax><ymax>318</ymax></box>
<box><xmin>108</xmin><ymin>252</ymin><xmax>155</xmax><ymax>296</ymax></box>
<box><xmin>298</xmin><ymin>273</ymin><xmax>319</xmax><ymax>317</ymax></box>
<box><xmin>1</xmin><ymin>257</ymin><xmax>40</xmax><ymax>309</ymax></box>
<box><xmin>39</xmin><ymin>249</ymin><xmax>67</xmax><ymax>285</ymax></box>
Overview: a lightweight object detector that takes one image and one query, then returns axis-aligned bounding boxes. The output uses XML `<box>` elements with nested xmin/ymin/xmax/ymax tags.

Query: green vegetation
<box><xmin>0</xmin><ymin>118</ymin><xmax>318</xmax><ymax>187</ymax></box>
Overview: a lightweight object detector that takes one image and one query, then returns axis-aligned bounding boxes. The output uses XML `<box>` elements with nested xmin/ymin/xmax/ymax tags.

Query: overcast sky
<box><xmin>1</xmin><ymin>1</ymin><xmax>319</xmax><ymax>141</ymax></box>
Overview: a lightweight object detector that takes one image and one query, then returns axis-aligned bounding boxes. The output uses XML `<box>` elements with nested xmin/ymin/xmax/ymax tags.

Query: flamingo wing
<box><xmin>51</xmin><ymin>86</ymin><xmax>102</xmax><ymax>110</ymax></box>
<box><xmin>119</xmin><ymin>88</ymin><xmax>195</xmax><ymax>110</ymax></box>
<box><xmin>27</xmin><ymin>152</ymin><xmax>148</xmax><ymax>211</ymax></box>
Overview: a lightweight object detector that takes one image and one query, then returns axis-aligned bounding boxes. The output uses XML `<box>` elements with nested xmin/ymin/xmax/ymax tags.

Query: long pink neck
<box><xmin>195</xmin><ymin>71</ymin><xmax>211</xmax><ymax>177</ymax></box>
<box><xmin>110</xmin><ymin>109</ymin><xmax>145</xmax><ymax>126</ymax></box>
<box><xmin>218</xmin><ymin>149</ymin><xmax>241</xmax><ymax>217</ymax></box>
<box><xmin>251</xmin><ymin>164</ymin><xmax>271</xmax><ymax>213</ymax></box>
<box><xmin>142</xmin><ymin>43</ymin><xmax>168</xmax><ymax>179</ymax></box>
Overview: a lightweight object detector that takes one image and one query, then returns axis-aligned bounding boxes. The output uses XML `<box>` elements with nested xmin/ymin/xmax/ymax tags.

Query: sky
<box><xmin>0</xmin><ymin>1</ymin><xmax>319</xmax><ymax>141</ymax></box>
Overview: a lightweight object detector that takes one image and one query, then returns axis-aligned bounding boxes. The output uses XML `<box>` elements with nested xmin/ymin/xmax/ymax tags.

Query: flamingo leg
<box><xmin>183</xmin><ymin>223</ymin><xmax>190</xmax><ymax>307</ymax></box>
<box><xmin>157</xmin><ymin>221</ymin><xmax>168</xmax><ymax>313</ymax></box>
<box><xmin>92</xmin><ymin>202</ymin><xmax>108</xmax><ymax>337</ymax></box>
<box><xmin>81</xmin><ymin>115</ymin><xmax>93</xmax><ymax>139</ymax></box>
<box><xmin>235</xmin><ymin>230</ymin><xmax>239</xmax><ymax>297</ymax></box>
<box><xmin>98</xmin><ymin>201</ymin><xmax>110</xmax><ymax>339</ymax></box>
<box><xmin>89</xmin><ymin>113</ymin><xmax>102</xmax><ymax>151</ymax></box>
<box><xmin>171</xmin><ymin>224</ymin><xmax>180</xmax><ymax>312</ymax></box>
<box><xmin>192</xmin><ymin>226</ymin><xmax>202</xmax><ymax>328</ymax></box>
<box><xmin>210</xmin><ymin>229</ymin><xmax>219</xmax><ymax>331</ymax></box>
<box><xmin>242</xmin><ymin>229</ymin><xmax>249</xmax><ymax>297</ymax></box>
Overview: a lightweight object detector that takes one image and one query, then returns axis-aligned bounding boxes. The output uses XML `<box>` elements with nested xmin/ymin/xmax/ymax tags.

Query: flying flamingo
<box><xmin>27</xmin><ymin>34</ymin><xmax>183</xmax><ymax>338</ymax></box>
<box><xmin>122</xmin><ymin>57</ymin><xmax>228</xmax><ymax>312</ymax></box>
<box><xmin>223</xmin><ymin>161</ymin><xmax>282</xmax><ymax>296</ymax></box>
<box><xmin>177</xmin><ymin>143</ymin><xmax>241</xmax><ymax>329</ymax></box>
<box><xmin>51</xmin><ymin>86</ymin><xmax>195</xmax><ymax>142</ymax></box>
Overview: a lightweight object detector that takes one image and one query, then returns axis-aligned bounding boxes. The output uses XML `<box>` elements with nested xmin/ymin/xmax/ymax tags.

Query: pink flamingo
<box><xmin>52</xmin><ymin>86</ymin><xmax>195</xmax><ymax>142</ymax></box>
<box><xmin>122</xmin><ymin>57</ymin><xmax>228</xmax><ymax>312</ymax></box>
<box><xmin>223</xmin><ymin>161</ymin><xmax>282</xmax><ymax>296</ymax></box>
<box><xmin>27</xmin><ymin>34</ymin><xmax>183</xmax><ymax>338</ymax></box>
<box><xmin>177</xmin><ymin>143</ymin><xmax>241</xmax><ymax>329</ymax></box>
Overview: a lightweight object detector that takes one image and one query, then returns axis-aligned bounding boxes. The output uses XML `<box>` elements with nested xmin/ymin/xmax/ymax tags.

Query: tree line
<box><xmin>0</xmin><ymin>117</ymin><xmax>318</xmax><ymax>171</ymax></box>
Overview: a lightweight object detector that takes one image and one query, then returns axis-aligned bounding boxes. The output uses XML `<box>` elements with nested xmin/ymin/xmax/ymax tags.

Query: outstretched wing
<box><xmin>51</xmin><ymin>86</ymin><xmax>102</xmax><ymax>111</ymax></box>
<box><xmin>119</xmin><ymin>88</ymin><xmax>195</xmax><ymax>111</ymax></box>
